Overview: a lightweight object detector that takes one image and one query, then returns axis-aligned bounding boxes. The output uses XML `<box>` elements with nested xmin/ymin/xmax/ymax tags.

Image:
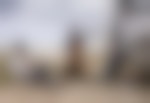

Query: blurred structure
<box><xmin>8</xmin><ymin>39</ymin><xmax>52</xmax><ymax>85</ymax></box>
<box><xmin>107</xmin><ymin>0</ymin><xmax>150</xmax><ymax>87</ymax></box>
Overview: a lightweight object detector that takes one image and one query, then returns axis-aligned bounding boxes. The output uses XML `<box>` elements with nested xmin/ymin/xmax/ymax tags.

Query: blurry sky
<box><xmin>0</xmin><ymin>0</ymin><xmax>118</xmax><ymax>55</ymax></box>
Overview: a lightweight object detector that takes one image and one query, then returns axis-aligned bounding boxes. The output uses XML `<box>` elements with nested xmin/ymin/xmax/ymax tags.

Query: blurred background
<box><xmin>0</xmin><ymin>0</ymin><xmax>150</xmax><ymax>103</ymax></box>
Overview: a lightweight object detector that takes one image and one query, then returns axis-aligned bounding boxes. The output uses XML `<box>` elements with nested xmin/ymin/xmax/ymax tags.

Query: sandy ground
<box><xmin>0</xmin><ymin>80</ymin><xmax>150</xmax><ymax>103</ymax></box>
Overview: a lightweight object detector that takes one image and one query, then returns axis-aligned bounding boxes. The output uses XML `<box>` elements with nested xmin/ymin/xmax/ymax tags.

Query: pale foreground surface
<box><xmin>0</xmin><ymin>81</ymin><xmax>150</xmax><ymax>103</ymax></box>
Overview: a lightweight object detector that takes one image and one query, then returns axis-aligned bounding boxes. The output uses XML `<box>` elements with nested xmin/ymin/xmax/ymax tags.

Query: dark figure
<box><xmin>66</xmin><ymin>27</ymin><xmax>84</xmax><ymax>79</ymax></box>
<box><xmin>107</xmin><ymin>25</ymin><xmax>126</xmax><ymax>81</ymax></box>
